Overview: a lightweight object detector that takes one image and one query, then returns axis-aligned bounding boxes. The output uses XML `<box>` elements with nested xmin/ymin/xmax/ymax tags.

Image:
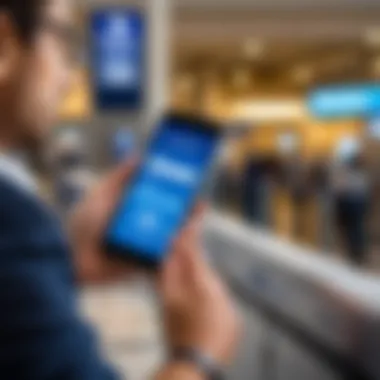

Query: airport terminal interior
<box><xmin>22</xmin><ymin>0</ymin><xmax>380</xmax><ymax>379</ymax></box>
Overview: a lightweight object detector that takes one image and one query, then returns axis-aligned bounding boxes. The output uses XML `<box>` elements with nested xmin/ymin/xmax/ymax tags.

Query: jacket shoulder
<box><xmin>0</xmin><ymin>178</ymin><xmax>71</xmax><ymax>263</ymax></box>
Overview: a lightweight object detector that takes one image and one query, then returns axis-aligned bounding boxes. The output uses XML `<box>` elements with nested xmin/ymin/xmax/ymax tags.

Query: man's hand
<box><xmin>158</xmin><ymin>205</ymin><xmax>241</xmax><ymax>368</ymax></box>
<box><xmin>69</xmin><ymin>160</ymin><xmax>137</xmax><ymax>284</ymax></box>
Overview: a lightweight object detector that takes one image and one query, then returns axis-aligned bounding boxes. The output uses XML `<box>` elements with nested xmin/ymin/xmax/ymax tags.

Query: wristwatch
<box><xmin>171</xmin><ymin>347</ymin><xmax>225</xmax><ymax>380</ymax></box>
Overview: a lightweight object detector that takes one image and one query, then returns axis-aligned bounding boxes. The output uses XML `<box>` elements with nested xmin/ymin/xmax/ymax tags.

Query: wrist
<box><xmin>156</xmin><ymin>362</ymin><xmax>205</xmax><ymax>380</ymax></box>
<box><xmin>170</xmin><ymin>347</ymin><xmax>225</xmax><ymax>380</ymax></box>
<box><xmin>72</xmin><ymin>249</ymin><xmax>96</xmax><ymax>284</ymax></box>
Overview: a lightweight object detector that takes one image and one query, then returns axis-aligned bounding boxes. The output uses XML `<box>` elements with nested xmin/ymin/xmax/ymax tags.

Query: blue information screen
<box><xmin>106</xmin><ymin>119</ymin><xmax>219</xmax><ymax>262</ymax></box>
<box><xmin>308</xmin><ymin>84</ymin><xmax>380</xmax><ymax>119</ymax></box>
<box><xmin>91</xmin><ymin>9</ymin><xmax>145</xmax><ymax>111</ymax></box>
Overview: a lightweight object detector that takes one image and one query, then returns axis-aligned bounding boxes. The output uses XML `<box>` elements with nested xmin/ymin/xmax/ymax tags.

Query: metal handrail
<box><xmin>204</xmin><ymin>212</ymin><xmax>380</xmax><ymax>380</ymax></box>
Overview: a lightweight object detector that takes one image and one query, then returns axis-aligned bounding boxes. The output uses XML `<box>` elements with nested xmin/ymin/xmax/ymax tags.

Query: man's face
<box><xmin>0</xmin><ymin>0</ymin><xmax>75</xmax><ymax>150</ymax></box>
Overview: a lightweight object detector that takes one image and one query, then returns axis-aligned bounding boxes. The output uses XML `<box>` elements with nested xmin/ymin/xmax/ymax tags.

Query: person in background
<box><xmin>309</xmin><ymin>159</ymin><xmax>333</xmax><ymax>251</ymax></box>
<box><xmin>112</xmin><ymin>128</ymin><xmax>137</xmax><ymax>164</ymax></box>
<box><xmin>213</xmin><ymin>140</ymin><xmax>240</xmax><ymax>212</ymax></box>
<box><xmin>241</xmin><ymin>155</ymin><xmax>275</xmax><ymax>226</ymax></box>
<box><xmin>284</xmin><ymin>154</ymin><xmax>312</xmax><ymax>243</ymax></box>
<box><xmin>0</xmin><ymin>1</ymin><xmax>240</xmax><ymax>379</ymax></box>
<box><xmin>332</xmin><ymin>152</ymin><xmax>370</xmax><ymax>265</ymax></box>
<box><xmin>51</xmin><ymin>128</ymin><xmax>96</xmax><ymax>214</ymax></box>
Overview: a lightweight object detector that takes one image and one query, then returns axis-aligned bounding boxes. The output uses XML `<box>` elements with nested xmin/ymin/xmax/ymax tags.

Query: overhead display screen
<box><xmin>91</xmin><ymin>9</ymin><xmax>145</xmax><ymax>111</ymax></box>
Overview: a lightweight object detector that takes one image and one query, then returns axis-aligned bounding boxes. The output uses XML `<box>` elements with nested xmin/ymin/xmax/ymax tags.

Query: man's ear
<box><xmin>0</xmin><ymin>12</ymin><xmax>22</xmax><ymax>82</ymax></box>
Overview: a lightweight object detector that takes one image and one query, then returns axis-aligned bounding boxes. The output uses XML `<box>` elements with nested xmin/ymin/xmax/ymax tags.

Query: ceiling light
<box><xmin>232</xmin><ymin>99</ymin><xmax>306</xmax><ymax>122</ymax></box>
<box><xmin>292</xmin><ymin>66</ymin><xmax>313</xmax><ymax>84</ymax></box>
<box><xmin>372</xmin><ymin>56</ymin><xmax>380</xmax><ymax>77</ymax></box>
<box><xmin>232</xmin><ymin>69</ymin><xmax>251</xmax><ymax>89</ymax></box>
<box><xmin>365</xmin><ymin>27</ymin><xmax>380</xmax><ymax>48</ymax></box>
<box><xmin>176</xmin><ymin>73</ymin><xmax>196</xmax><ymax>94</ymax></box>
<box><xmin>243</xmin><ymin>39</ymin><xmax>264</xmax><ymax>59</ymax></box>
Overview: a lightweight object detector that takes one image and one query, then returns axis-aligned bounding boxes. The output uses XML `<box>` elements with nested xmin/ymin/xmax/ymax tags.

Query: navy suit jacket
<box><xmin>0</xmin><ymin>178</ymin><xmax>119</xmax><ymax>380</ymax></box>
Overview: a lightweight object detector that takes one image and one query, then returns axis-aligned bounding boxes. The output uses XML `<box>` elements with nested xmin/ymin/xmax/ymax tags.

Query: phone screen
<box><xmin>105</xmin><ymin>116</ymin><xmax>220</xmax><ymax>265</ymax></box>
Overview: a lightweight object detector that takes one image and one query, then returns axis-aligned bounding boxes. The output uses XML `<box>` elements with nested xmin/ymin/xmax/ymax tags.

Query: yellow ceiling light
<box><xmin>176</xmin><ymin>73</ymin><xmax>196</xmax><ymax>95</ymax></box>
<box><xmin>365</xmin><ymin>27</ymin><xmax>380</xmax><ymax>48</ymax></box>
<box><xmin>243</xmin><ymin>39</ymin><xmax>264</xmax><ymax>60</ymax></box>
<box><xmin>231</xmin><ymin>99</ymin><xmax>306</xmax><ymax>122</ymax></box>
<box><xmin>372</xmin><ymin>56</ymin><xmax>380</xmax><ymax>77</ymax></box>
<box><xmin>60</xmin><ymin>69</ymin><xmax>91</xmax><ymax>120</ymax></box>
<box><xmin>232</xmin><ymin>68</ymin><xmax>251</xmax><ymax>89</ymax></box>
<box><xmin>292</xmin><ymin>66</ymin><xmax>313</xmax><ymax>85</ymax></box>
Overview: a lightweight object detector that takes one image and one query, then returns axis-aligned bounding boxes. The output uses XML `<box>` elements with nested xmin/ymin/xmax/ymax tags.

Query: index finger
<box><xmin>170</xmin><ymin>201</ymin><xmax>208</xmax><ymax>264</ymax></box>
<box><xmin>188</xmin><ymin>201</ymin><xmax>208</xmax><ymax>229</ymax></box>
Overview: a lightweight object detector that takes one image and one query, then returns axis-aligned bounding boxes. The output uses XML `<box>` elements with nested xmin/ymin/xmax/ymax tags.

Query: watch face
<box><xmin>172</xmin><ymin>348</ymin><xmax>224</xmax><ymax>380</ymax></box>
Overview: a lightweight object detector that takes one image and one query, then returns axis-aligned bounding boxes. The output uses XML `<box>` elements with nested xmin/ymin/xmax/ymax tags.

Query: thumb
<box><xmin>89</xmin><ymin>157</ymin><xmax>138</xmax><ymax>223</ymax></box>
<box><xmin>104</xmin><ymin>157</ymin><xmax>138</xmax><ymax>191</ymax></box>
<box><xmin>173</xmin><ymin>202</ymin><xmax>208</xmax><ymax>272</ymax></box>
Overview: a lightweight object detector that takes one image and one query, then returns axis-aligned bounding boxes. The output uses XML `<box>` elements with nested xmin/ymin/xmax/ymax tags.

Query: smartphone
<box><xmin>105</xmin><ymin>113</ymin><xmax>222</xmax><ymax>269</ymax></box>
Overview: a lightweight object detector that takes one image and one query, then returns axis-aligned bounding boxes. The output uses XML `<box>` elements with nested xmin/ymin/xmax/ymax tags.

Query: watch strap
<box><xmin>171</xmin><ymin>347</ymin><xmax>224</xmax><ymax>380</ymax></box>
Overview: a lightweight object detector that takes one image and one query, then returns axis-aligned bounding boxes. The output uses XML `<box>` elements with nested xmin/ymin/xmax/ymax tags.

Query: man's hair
<box><xmin>0</xmin><ymin>0</ymin><xmax>44</xmax><ymax>42</ymax></box>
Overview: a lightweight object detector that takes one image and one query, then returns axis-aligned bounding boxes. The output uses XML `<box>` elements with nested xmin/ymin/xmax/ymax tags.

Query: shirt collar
<box><xmin>0</xmin><ymin>153</ymin><xmax>38</xmax><ymax>194</ymax></box>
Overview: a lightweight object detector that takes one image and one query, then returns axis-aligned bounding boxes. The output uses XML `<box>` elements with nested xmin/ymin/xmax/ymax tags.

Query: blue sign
<box><xmin>91</xmin><ymin>9</ymin><xmax>145</xmax><ymax>111</ymax></box>
<box><xmin>308</xmin><ymin>84</ymin><xmax>380</xmax><ymax>119</ymax></box>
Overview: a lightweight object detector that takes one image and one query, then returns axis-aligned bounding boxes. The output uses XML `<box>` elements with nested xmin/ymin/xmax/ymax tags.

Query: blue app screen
<box><xmin>106</xmin><ymin>120</ymin><xmax>218</xmax><ymax>262</ymax></box>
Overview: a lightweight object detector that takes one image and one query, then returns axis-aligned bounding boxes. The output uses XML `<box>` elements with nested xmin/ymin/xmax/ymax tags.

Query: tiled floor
<box><xmin>80</xmin><ymin>281</ymin><xmax>165</xmax><ymax>380</ymax></box>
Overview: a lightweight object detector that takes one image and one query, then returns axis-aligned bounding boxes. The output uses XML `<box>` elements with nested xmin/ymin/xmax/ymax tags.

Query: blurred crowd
<box><xmin>213</xmin><ymin>139</ymin><xmax>377</xmax><ymax>268</ymax></box>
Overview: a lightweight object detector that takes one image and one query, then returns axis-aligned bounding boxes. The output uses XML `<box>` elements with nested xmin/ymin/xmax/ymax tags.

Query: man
<box><xmin>0</xmin><ymin>1</ymin><xmax>240</xmax><ymax>379</ymax></box>
<box><xmin>332</xmin><ymin>153</ymin><xmax>370</xmax><ymax>265</ymax></box>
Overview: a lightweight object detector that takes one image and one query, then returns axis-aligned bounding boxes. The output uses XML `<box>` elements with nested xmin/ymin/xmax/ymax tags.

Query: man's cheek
<box><xmin>38</xmin><ymin>71</ymin><xmax>62</xmax><ymax>117</ymax></box>
<box><xmin>37</xmin><ymin>42</ymin><xmax>62</xmax><ymax>105</ymax></box>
